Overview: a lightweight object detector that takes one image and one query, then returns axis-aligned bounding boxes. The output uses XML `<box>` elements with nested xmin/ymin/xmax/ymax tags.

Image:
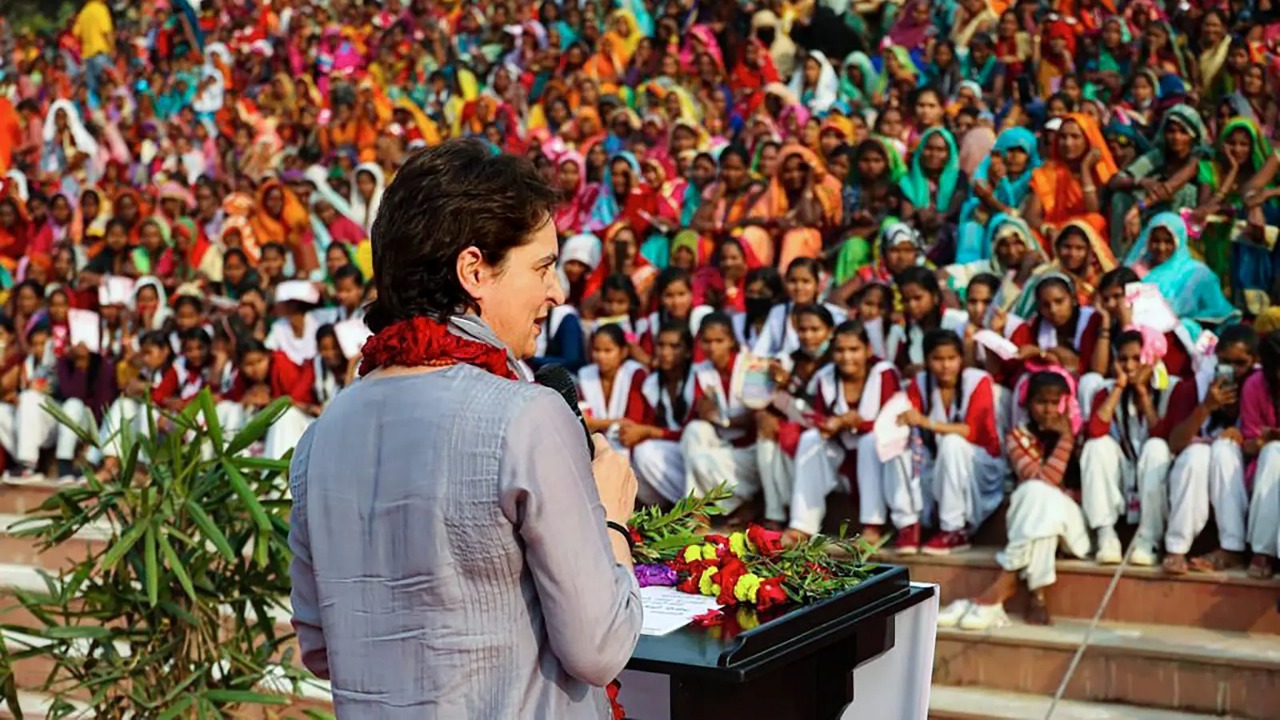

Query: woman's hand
<box><xmin>1139</xmin><ymin>177</ymin><xmax>1170</xmax><ymax>202</ymax></box>
<box><xmin>616</xmin><ymin>420</ymin><xmax>652</xmax><ymax>449</ymax></box>
<box><xmin>756</xmin><ymin>411</ymin><xmax>781</xmax><ymax>440</ymax></box>
<box><xmin>768</xmin><ymin>359</ymin><xmax>791</xmax><ymax>386</ymax></box>
<box><xmin>1124</xmin><ymin>205</ymin><xmax>1143</xmax><ymax>240</ymax></box>
<box><xmin>898</xmin><ymin>407</ymin><xmax>928</xmax><ymax>428</ymax></box>
<box><xmin>695</xmin><ymin>395</ymin><xmax>720</xmax><ymax>423</ymax></box>
<box><xmin>990</xmin><ymin>306</ymin><xmax>1008</xmax><ymax>336</ymax></box>
<box><xmin>591</xmin><ymin>434</ymin><xmax>638</xmax><ymax>524</ymax></box>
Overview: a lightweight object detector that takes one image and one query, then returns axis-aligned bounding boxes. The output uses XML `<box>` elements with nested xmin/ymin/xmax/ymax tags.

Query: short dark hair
<box><xmin>179</xmin><ymin>327</ymin><xmax>211</xmax><ymax>348</ymax></box>
<box><xmin>334</xmin><ymin>264</ymin><xmax>364</xmax><ymax>286</ymax></box>
<box><xmin>366</xmin><ymin>139</ymin><xmax>559</xmax><ymax>332</ymax></box>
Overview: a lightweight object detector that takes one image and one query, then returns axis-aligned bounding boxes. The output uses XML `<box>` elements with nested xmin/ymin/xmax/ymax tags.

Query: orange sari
<box><xmin>1029</xmin><ymin>113</ymin><xmax>1118</xmax><ymax>242</ymax></box>
<box><xmin>741</xmin><ymin>145</ymin><xmax>843</xmax><ymax>268</ymax></box>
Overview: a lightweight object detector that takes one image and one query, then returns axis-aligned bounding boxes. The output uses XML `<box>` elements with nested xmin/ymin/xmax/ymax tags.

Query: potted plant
<box><xmin>0</xmin><ymin>390</ymin><xmax>327</xmax><ymax>719</ymax></box>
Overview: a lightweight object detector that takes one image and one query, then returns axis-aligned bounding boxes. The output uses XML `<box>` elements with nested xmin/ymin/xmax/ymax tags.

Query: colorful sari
<box><xmin>741</xmin><ymin>145</ymin><xmax>842</xmax><ymax>269</ymax></box>
<box><xmin>956</xmin><ymin>127</ymin><xmax>1042</xmax><ymax>263</ymax></box>
<box><xmin>1125</xmin><ymin>212</ymin><xmax>1240</xmax><ymax>326</ymax></box>
<box><xmin>1196</xmin><ymin>117</ymin><xmax>1270</xmax><ymax>305</ymax></box>
<box><xmin>1029</xmin><ymin>113</ymin><xmax>1118</xmax><ymax>240</ymax></box>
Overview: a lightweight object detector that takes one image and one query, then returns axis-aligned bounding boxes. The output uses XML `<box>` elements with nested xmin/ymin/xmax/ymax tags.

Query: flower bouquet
<box><xmin>628</xmin><ymin>485</ymin><xmax>880</xmax><ymax>621</ymax></box>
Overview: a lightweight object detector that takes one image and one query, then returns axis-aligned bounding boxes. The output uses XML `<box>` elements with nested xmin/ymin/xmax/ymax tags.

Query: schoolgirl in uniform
<box><xmin>963</xmin><ymin>273</ymin><xmax>1035</xmax><ymax>434</ymax></box>
<box><xmin>732</xmin><ymin>267</ymin><xmax>784</xmax><ymax>350</ymax></box>
<box><xmin>310</xmin><ymin>324</ymin><xmax>353</xmax><ymax>415</ymax></box>
<box><xmin>681</xmin><ymin>312</ymin><xmax>762</xmax><ymax>517</ymax></box>
<box><xmin>890</xmin><ymin>267</ymin><xmax>969</xmax><ymax>374</ymax></box>
<box><xmin>578</xmin><ymin>324</ymin><xmax>649</xmax><ymax>451</ymax></box>
<box><xmin>898</xmin><ymin>329</ymin><xmax>1005</xmax><ymax>555</ymax></box>
<box><xmin>222</xmin><ymin>339</ymin><xmax>317</xmax><ymax>460</ymax></box>
<box><xmin>752</xmin><ymin>258</ymin><xmax>847</xmax><ymax>358</ymax></box>
<box><xmin>1242</xmin><ymin>331</ymin><xmax>1280</xmax><ymax>579</ymax></box>
<box><xmin>628</xmin><ymin>322</ymin><xmax>696</xmax><ymax>506</ymax></box>
<box><xmin>634</xmin><ymin>267</ymin><xmax>713</xmax><ymax>365</ymax></box>
<box><xmin>850</xmin><ymin>282</ymin><xmax>894</xmax><ymax>361</ymax></box>
<box><xmin>95</xmin><ymin>331</ymin><xmax>172</xmax><ymax>478</ymax></box>
<box><xmin>786</xmin><ymin>320</ymin><xmax>903</xmax><ymax>545</ymax></box>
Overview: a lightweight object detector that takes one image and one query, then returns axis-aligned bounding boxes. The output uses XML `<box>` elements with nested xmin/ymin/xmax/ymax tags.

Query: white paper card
<box><xmin>873</xmin><ymin>392</ymin><xmax>913</xmax><ymax>462</ymax></box>
<box><xmin>98</xmin><ymin>275</ymin><xmax>135</xmax><ymax>307</ymax></box>
<box><xmin>68</xmin><ymin>309</ymin><xmax>102</xmax><ymax>353</ymax></box>
<box><xmin>334</xmin><ymin>318</ymin><xmax>372</xmax><ymax>359</ymax></box>
<box><xmin>973</xmin><ymin>329</ymin><xmax>1019</xmax><ymax>361</ymax></box>
<box><xmin>639</xmin><ymin>586</ymin><xmax>722</xmax><ymax>636</ymax></box>
<box><xmin>1125</xmin><ymin>283</ymin><xmax>1179</xmax><ymax>333</ymax></box>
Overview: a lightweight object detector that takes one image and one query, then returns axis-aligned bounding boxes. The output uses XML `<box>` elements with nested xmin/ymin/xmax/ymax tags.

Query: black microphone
<box><xmin>534</xmin><ymin>364</ymin><xmax>596</xmax><ymax>456</ymax></box>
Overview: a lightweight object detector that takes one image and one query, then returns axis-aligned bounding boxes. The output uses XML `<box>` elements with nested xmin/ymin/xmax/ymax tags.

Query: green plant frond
<box><xmin>226</xmin><ymin>398</ymin><xmax>291</xmax><ymax>455</ymax></box>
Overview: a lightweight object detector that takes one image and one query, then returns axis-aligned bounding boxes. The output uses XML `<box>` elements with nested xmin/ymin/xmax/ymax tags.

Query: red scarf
<box><xmin>358</xmin><ymin>316</ymin><xmax>516</xmax><ymax>380</ymax></box>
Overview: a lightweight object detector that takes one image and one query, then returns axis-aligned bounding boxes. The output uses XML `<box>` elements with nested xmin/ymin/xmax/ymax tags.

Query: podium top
<box><xmin>626</xmin><ymin>564</ymin><xmax>924</xmax><ymax>683</ymax></box>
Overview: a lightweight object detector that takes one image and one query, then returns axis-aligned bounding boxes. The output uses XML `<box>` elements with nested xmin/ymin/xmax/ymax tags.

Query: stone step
<box><xmin>935</xmin><ymin>616</ymin><xmax>1280</xmax><ymax>719</ymax></box>
<box><xmin>0</xmin><ymin>513</ymin><xmax>107</xmax><ymax>572</ymax></box>
<box><xmin>928</xmin><ymin>685</ymin><xmax>1235</xmax><ymax>720</ymax></box>
<box><xmin>0</xmin><ymin>480</ymin><xmax>73</xmax><ymax>517</ymax></box>
<box><xmin>892</xmin><ymin>547</ymin><xmax>1280</xmax><ymax>634</ymax></box>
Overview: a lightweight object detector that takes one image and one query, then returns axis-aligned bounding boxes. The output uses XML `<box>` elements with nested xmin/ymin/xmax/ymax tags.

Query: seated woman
<box><xmin>888</xmin><ymin>267</ymin><xmax>968</xmax><ymax>374</ymax></box>
<box><xmin>960</xmin><ymin>274</ymin><xmax>1033</xmax><ymax>433</ymax></box>
<box><xmin>1107</xmin><ymin>104</ymin><xmax>1206</xmax><ymax>257</ymax></box>
<box><xmin>938</xmin><ymin>371</ymin><xmax>1091</xmax><ymax>630</ymax></box>
<box><xmin>1194</xmin><ymin>117</ymin><xmax>1268</xmax><ymax>302</ymax></box>
<box><xmin>831</xmin><ymin>221</ymin><xmax>927</xmax><ymax>311</ymax></box>
<box><xmin>740</xmin><ymin>145</ymin><xmax>843</xmax><ymax>269</ymax></box>
<box><xmin>943</xmin><ymin>213</ymin><xmax>1047</xmax><ymax>306</ymax></box>
<box><xmin>1093</xmin><ymin>267</ymin><xmax>1197</xmax><ymax>381</ymax></box>
<box><xmin>956</xmin><ymin>127</ymin><xmax>1041</xmax><ymax>264</ymax></box>
<box><xmin>833</xmin><ymin>138</ymin><xmax>909</xmax><ymax>278</ymax></box>
<box><xmin>897</xmin><ymin>328</ymin><xmax>1005</xmax><ymax>555</ymax></box>
<box><xmin>1012</xmin><ymin>272</ymin><xmax>1108</xmax><ymax>378</ymax></box>
<box><xmin>752</xmin><ymin>257</ymin><xmax>847</xmax><ymax>358</ymax></box>
<box><xmin>732</xmin><ymin>266</ymin><xmax>785</xmax><ymax>349</ymax></box>
<box><xmin>634</xmin><ymin>267</ymin><xmax>713</xmax><ymax>365</ymax></box>
<box><xmin>221</xmin><ymin>339</ymin><xmax>317</xmax><ymax>460</ymax></box>
<box><xmin>311</xmin><ymin>324</ymin><xmax>355</xmax><ymax>415</ymax></box>
<box><xmin>627</xmin><ymin>322</ymin><xmax>696</xmax><ymax>507</ymax></box>
<box><xmin>756</xmin><ymin>304</ymin><xmax>836</xmax><ymax>527</ymax></box>
<box><xmin>899</xmin><ymin>127</ymin><xmax>966</xmax><ymax>252</ymax></box>
<box><xmin>1242</xmin><ymin>331</ymin><xmax>1280</xmax><ymax>579</ymax></box>
<box><xmin>1124</xmin><ymin>212</ymin><xmax>1240</xmax><ymax>328</ymax></box>
<box><xmin>680</xmin><ymin>313</ymin><xmax>761</xmax><ymax>518</ymax></box>
<box><xmin>578</xmin><ymin>324</ymin><xmax>649</xmax><ymax>453</ymax></box>
<box><xmin>1019</xmin><ymin>220</ymin><xmax>1116</xmax><ymax>307</ymax></box>
<box><xmin>691</xmin><ymin>145</ymin><xmax>767</xmax><ymax>239</ymax></box>
<box><xmin>1025</xmin><ymin>113</ymin><xmax>1118</xmax><ymax>245</ymax></box>
<box><xmin>786</xmin><ymin>320</ymin><xmax>903</xmax><ymax>546</ymax></box>
<box><xmin>1080</xmin><ymin>329</ymin><xmax>1197</xmax><ymax>567</ymax></box>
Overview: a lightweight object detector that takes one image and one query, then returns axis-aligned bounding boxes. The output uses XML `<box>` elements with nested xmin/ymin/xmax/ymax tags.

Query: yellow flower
<box><xmin>736</xmin><ymin>606</ymin><xmax>760</xmax><ymax>630</ymax></box>
<box><xmin>699</xmin><ymin>567</ymin><xmax>721</xmax><ymax>597</ymax></box>
<box><xmin>734</xmin><ymin>573</ymin><xmax>762</xmax><ymax>604</ymax></box>
<box><xmin>683</xmin><ymin>545</ymin><xmax>703</xmax><ymax>563</ymax></box>
<box><xmin>729</xmin><ymin>532</ymin><xmax>749</xmax><ymax>557</ymax></box>
<box><xmin>701</xmin><ymin>542</ymin><xmax>718</xmax><ymax>559</ymax></box>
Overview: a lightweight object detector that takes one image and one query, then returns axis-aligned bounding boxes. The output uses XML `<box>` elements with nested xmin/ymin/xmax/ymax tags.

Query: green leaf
<box><xmin>302</xmin><ymin>711</ymin><xmax>337</xmax><ymax>720</ymax></box>
<box><xmin>225</xmin><ymin>397</ymin><xmax>290</xmax><ymax>455</ymax></box>
<box><xmin>40</xmin><ymin>397</ymin><xmax>98</xmax><ymax>447</ymax></box>
<box><xmin>184</xmin><ymin>500</ymin><xmax>236</xmax><ymax>562</ymax></box>
<box><xmin>40</xmin><ymin>625</ymin><xmax>112</xmax><ymax>640</ymax></box>
<box><xmin>194</xmin><ymin>389</ymin><xmax>224</xmax><ymax>455</ymax></box>
<box><xmin>144</xmin><ymin>525</ymin><xmax>159</xmax><ymax>607</ymax></box>
<box><xmin>158</xmin><ymin>531</ymin><xmax>197</xmax><ymax>603</ymax></box>
<box><xmin>156</xmin><ymin>695</ymin><xmax>194</xmax><ymax>720</ymax></box>
<box><xmin>223</xmin><ymin>459</ymin><xmax>271</xmax><ymax>533</ymax></box>
<box><xmin>202</xmin><ymin>689</ymin><xmax>289</xmax><ymax>705</ymax></box>
<box><xmin>100</xmin><ymin>521</ymin><xmax>148</xmax><ymax>570</ymax></box>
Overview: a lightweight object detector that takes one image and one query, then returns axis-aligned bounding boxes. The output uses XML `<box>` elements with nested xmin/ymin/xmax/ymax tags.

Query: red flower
<box><xmin>716</xmin><ymin>557</ymin><xmax>748</xmax><ymax>606</ymax></box>
<box><xmin>359</xmin><ymin>317</ymin><xmax>516</xmax><ymax>379</ymax></box>
<box><xmin>692</xmin><ymin>608</ymin><xmax>725</xmax><ymax>626</ymax></box>
<box><xmin>756</xmin><ymin>577</ymin><xmax>788</xmax><ymax>611</ymax></box>
<box><xmin>606</xmin><ymin>679</ymin><xmax>625</xmax><ymax>720</ymax></box>
<box><xmin>677</xmin><ymin>560</ymin><xmax>710</xmax><ymax>594</ymax></box>
<box><xmin>629</xmin><ymin>527</ymin><xmax>644</xmax><ymax>546</ymax></box>
<box><xmin>746</xmin><ymin>525</ymin><xmax>784</xmax><ymax>557</ymax></box>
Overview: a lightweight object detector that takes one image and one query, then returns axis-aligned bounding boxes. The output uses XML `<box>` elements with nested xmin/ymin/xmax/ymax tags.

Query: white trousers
<box><xmin>757</xmin><ymin>439</ymin><xmax>795</xmax><ymax>523</ymax></box>
<box><xmin>632</xmin><ymin>438</ymin><xmax>685</xmax><ymax>505</ymax></box>
<box><xmin>14</xmin><ymin>391</ymin><xmax>92</xmax><ymax>466</ymax></box>
<box><xmin>1166</xmin><ymin>440</ymin><xmax>1248</xmax><ymax>554</ymax></box>
<box><xmin>1076</xmin><ymin>373</ymin><xmax>1106</xmax><ymax>422</ymax></box>
<box><xmin>789</xmin><ymin>431</ymin><xmax>918</xmax><ymax>535</ymax></box>
<box><xmin>1080</xmin><ymin>436</ymin><xmax>1172</xmax><ymax>547</ymax></box>
<box><xmin>681</xmin><ymin>420</ymin><xmax>760</xmax><ymax>513</ymax></box>
<box><xmin>924</xmin><ymin>435</ymin><xmax>1006</xmax><ymax>533</ymax></box>
<box><xmin>0</xmin><ymin>402</ymin><xmax>15</xmax><ymax>458</ymax></box>
<box><xmin>1248</xmin><ymin>442</ymin><xmax>1280</xmax><ymax>557</ymax></box>
<box><xmin>262</xmin><ymin>406</ymin><xmax>313</xmax><ymax>460</ymax></box>
<box><xmin>99</xmin><ymin>397</ymin><xmax>143</xmax><ymax>460</ymax></box>
<box><xmin>996</xmin><ymin>480</ymin><xmax>1091</xmax><ymax>591</ymax></box>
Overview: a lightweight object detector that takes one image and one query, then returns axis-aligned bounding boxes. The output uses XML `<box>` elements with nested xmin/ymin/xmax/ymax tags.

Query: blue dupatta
<box><xmin>1126</xmin><ymin>212</ymin><xmax>1240</xmax><ymax>326</ymax></box>
<box><xmin>900</xmin><ymin>127</ymin><xmax>959</xmax><ymax>212</ymax></box>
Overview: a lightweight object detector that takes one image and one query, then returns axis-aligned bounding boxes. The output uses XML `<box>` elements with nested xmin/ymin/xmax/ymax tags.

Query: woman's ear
<box><xmin>456</xmin><ymin>246</ymin><xmax>488</xmax><ymax>302</ymax></box>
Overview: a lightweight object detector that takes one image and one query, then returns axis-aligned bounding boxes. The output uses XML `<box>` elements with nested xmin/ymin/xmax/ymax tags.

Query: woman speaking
<box><xmin>288</xmin><ymin>139</ymin><xmax>642</xmax><ymax>718</ymax></box>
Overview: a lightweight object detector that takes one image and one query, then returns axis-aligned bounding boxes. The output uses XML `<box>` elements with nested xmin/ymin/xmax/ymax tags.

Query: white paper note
<box><xmin>68</xmin><ymin>309</ymin><xmax>102</xmax><ymax>353</ymax></box>
<box><xmin>639</xmin><ymin>586</ymin><xmax>722</xmax><ymax>636</ymax></box>
<box><xmin>334</xmin><ymin>318</ymin><xmax>373</xmax><ymax>359</ymax></box>
<box><xmin>98</xmin><ymin>275</ymin><xmax>135</xmax><ymax>307</ymax></box>
<box><xmin>873</xmin><ymin>392</ymin><xmax>913</xmax><ymax>462</ymax></box>
<box><xmin>1125</xmin><ymin>283</ymin><xmax>1179</xmax><ymax>333</ymax></box>
<box><xmin>973</xmin><ymin>329</ymin><xmax>1019</xmax><ymax>361</ymax></box>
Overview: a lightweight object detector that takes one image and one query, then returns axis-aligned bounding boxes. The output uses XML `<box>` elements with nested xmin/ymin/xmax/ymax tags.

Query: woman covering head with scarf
<box><xmin>251</xmin><ymin>179</ymin><xmax>317</xmax><ymax>274</ymax></box>
<box><xmin>788</xmin><ymin>51</ymin><xmax>840</xmax><ymax>114</ymax></box>
<box><xmin>1125</xmin><ymin>212</ymin><xmax>1240</xmax><ymax>327</ymax></box>
<box><xmin>350</xmin><ymin>162</ymin><xmax>386</xmax><ymax>233</ymax></box>
<box><xmin>553</xmin><ymin>151</ymin><xmax>600</xmax><ymax>237</ymax></box>
<box><xmin>41</xmin><ymin>100</ymin><xmax>101</xmax><ymax>197</ymax></box>
<box><xmin>1108</xmin><ymin>104</ymin><xmax>1207</xmax><ymax>257</ymax></box>
<box><xmin>839</xmin><ymin>52</ymin><xmax>879</xmax><ymax>109</ymax></box>
<box><xmin>587</xmin><ymin>151</ymin><xmax>676</xmax><ymax>238</ymax></box>
<box><xmin>900</xmin><ymin>127</ymin><xmax>964</xmax><ymax>248</ymax></box>
<box><xmin>1026</xmin><ymin>113</ymin><xmax>1118</xmax><ymax>245</ymax></box>
<box><xmin>957</xmin><ymin>126</ymin><xmax>1042</xmax><ymax>263</ymax></box>
<box><xmin>1196</xmin><ymin>116</ymin><xmax>1270</xmax><ymax>303</ymax></box>
<box><xmin>1011</xmin><ymin>220</ymin><xmax>1116</xmax><ymax>315</ymax></box>
<box><xmin>740</xmin><ymin>144</ymin><xmax>842</xmax><ymax>269</ymax></box>
<box><xmin>946</xmin><ymin>213</ymin><xmax>1048</xmax><ymax>307</ymax></box>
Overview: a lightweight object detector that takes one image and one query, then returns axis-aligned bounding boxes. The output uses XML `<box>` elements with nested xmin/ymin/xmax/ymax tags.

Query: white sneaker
<box><xmin>937</xmin><ymin>599</ymin><xmax>974</xmax><ymax>628</ymax></box>
<box><xmin>1095</xmin><ymin>528</ymin><xmax>1122</xmax><ymax>565</ymax></box>
<box><xmin>1129</xmin><ymin>541</ymin><xmax>1158</xmax><ymax>567</ymax></box>
<box><xmin>4</xmin><ymin>469</ymin><xmax>46</xmax><ymax>485</ymax></box>
<box><xmin>958</xmin><ymin>602</ymin><xmax>1010</xmax><ymax>631</ymax></box>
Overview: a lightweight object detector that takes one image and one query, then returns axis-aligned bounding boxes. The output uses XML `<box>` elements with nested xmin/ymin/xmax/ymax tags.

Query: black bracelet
<box><xmin>606</xmin><ymin>521</ymin><xmax>635</xmax><ymax>551</ymax></box>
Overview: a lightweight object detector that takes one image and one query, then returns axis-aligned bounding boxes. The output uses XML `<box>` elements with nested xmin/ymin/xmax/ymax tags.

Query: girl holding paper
<box><xmin>963</xmin><ymin>274</ymin><xmax>1034</xmax><ymax>436</ymax></box>
<box><xmin>681</xmin><ymin>312</ymin><xmax>762</xmax><ymax>518</ymax></box>
<box><xmin>96</xmin><ymin>331</ymin><xmax>172</xmax><ymax>480</ymax></box>
<box><xmin>627</xmin><ymin>322</ymin><xmax>696</xmax><ymax>506</ymax></box>
<box><xmin>756</xmin><ymin>304</ymin><xmax>836</xmax><ymax>527</ymax></box>
<box><xmin>785</xmin><ymin>320</ymin><xmax>903</xmax><ymax>547</ymax></box>
<box><xmin>898</xmin><ymin>329</ymin><xmax>1005</xmax><ymax>555</ymax></box>
<box><xmin>937</xmin><ymin>371</ymin><xmax>1091</xmax><ymax>631</ymax></box>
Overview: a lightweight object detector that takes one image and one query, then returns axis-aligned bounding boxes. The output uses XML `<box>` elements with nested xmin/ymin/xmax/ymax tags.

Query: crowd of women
<box><xmin>3</xmin><ymin>0</ymin><xmax>1280</xmax><ymax>630</ymax></box>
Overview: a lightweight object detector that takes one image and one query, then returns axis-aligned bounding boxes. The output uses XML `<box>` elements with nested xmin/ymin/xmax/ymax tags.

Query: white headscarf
<box><xmin>558</xmin><ymin>232</ymin><xmax>603</xmax><ymax>295</ymax></box>
<box><xmin>131</xmin><ymin>276</ymin><xmax>174</xmax><ymax>331</ymax></box>
<box><xmin>350</xmin><ymin>162</ymin><xmax>386</xmax><ymax>233</ymax></box>
<box><xmin>788</xmin><ymin>50</ymin><xmax>840</xmax><ymax>113</ymax></box>
<box><xmin>42</xmin><ymin>100</ymin><xmax>100</xmax><ymax>157</ymax></box>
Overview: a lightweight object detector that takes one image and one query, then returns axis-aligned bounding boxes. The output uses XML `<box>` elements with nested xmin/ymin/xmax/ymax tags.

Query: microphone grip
<box><xmin>534</xmin><ymin>364</ymin><xmax>596</xmax><ymax>456</ymax></box>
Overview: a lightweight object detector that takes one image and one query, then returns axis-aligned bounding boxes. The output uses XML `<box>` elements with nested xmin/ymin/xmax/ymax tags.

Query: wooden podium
<box><xmin>622</xmin><ymin>565</ymin><xmax>933</xmax><ymax>720</ymax></box>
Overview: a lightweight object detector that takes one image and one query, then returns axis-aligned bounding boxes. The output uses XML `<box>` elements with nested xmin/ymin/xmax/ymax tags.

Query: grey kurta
<box><xmin>289</xmin><ymin>362</ymin><xmax>642</xmax><ymax>718</ymax></box>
